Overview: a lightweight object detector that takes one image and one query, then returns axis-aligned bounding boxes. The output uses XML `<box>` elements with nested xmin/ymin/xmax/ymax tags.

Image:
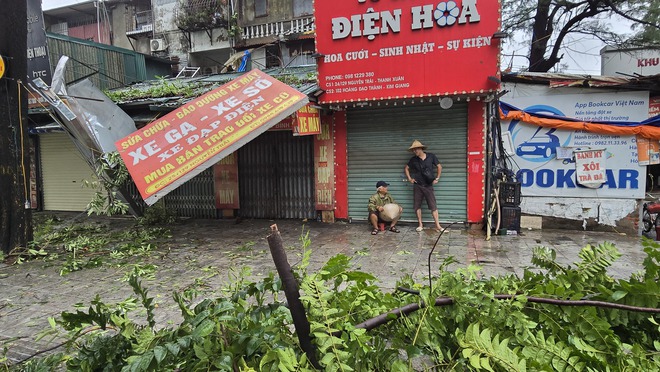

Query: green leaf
<box><xmin>193</xmin><ymin>319</ymin><xmax>215</xmax><ymax>338</ymax></box>
<box><xmin>481</xmin><ymin>357</ymin><xmax>495</xmax><ymax>372</ymax></box>
<box><xmin>193</xmin><ymin>342</ymin><xmax>208</xmax><ymax>360</ymax></box>
<box><xmin>165</xmin><ymin>342</ymin><xmax>180</xmax><ymax>356</ymax></box>
<box><xmin>134</xmin><ymin>352</ymin><xmax>154</xmax><ymax>372</ymax></box>
<box><xmin>246</xmin><ymin>337</ymin><xmax>261</xmax><ymax>356</ymax></box>
<box><xmin>469</xmin><ymin>354</ymin><xmax>481</xmax><ymax>369</ymax></box>
<box><xmin>611</xmin><ymin>290</ymin><xmax>627</xmax><ymax>301</ymax></box>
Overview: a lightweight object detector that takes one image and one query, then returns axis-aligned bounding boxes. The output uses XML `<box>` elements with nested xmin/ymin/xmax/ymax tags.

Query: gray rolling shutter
<box><xmin>238</xmin><ymin>131</ymin><xmax>315</xmax><ymax>219</ymax></box>
<box><xmin>347</xmin><ymin>102</ymin><xmax>467</xmax><ymax>223</ymax></box>
<box><xmin>162</xmin><ymin>167</ymin><xmax>215</xmax><ymax>218</ymax></box>
<box><xmin>39</xmin><ymin>133</ymin><xmax>98</xmax><ymax>212</ymax></box>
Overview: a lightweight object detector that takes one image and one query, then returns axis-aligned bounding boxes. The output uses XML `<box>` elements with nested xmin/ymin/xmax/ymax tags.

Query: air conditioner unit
<box><xmin>150</xmin><ymin>38</ymin><xmax>167</xmax><ymax>52</ymax></box>
<box><xmin>202</xmin><ymin>66</ymin><xmax>219</xmax><ymax>75</ymax></box>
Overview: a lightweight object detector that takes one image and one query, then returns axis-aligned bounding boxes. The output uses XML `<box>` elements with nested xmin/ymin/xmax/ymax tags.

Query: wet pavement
<box><xmin>0</xmin><ymin>214</ymin><xmax>652</xmax><ymax>364</ymax></box>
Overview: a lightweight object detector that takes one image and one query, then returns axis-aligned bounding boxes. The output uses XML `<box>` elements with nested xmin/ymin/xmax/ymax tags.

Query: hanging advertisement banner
<box><xmin>641</xmin><ymin>97</ymin><xmax>660</xmax><ymax>165</ymax></box>
<box><xmin>315</xmin><ymin>115</ymin><xmax>334</xmax><ymax>210</ymax></box>
<box><xmin>637</xmin><ymin>136</ymin><xmax>651</xmax><ymax>166</ymax></box>
<box><xmin>269</xmin><ymin>116</ymin><xmax>295</xmax><ymax>131</ymax></box>
<box><xmin>29</xmin><ymin>139</ymin><xmax>39</xmax><ymax>209</ymax></box>
<box><xmin>115</xmin><ymin>69</ymin><xmax>309</xmax><ymax>205</ymax></box>
<box><xmin>314</xmin><ymin>0</ymin><xmax>500</xmax><ymax>103</ymax></box>
<box><xmin>650</xmin><ymin>96</ymin><xmax>660</xmax><ymax>118</ymax></box>
<box><xmin>501</xmin><ymin>84</ymin><xmax>649</xmax><ymax>198</ymax></box>
<box><xmin>574</xmin><ymin>149</ymin><xmax>606</xmax><ymax>188</ymax></box>
<box><xmin>27</xmin><ymin>0</ymin><xmax>51</xmax><ymax>108</ymax></box>
<box><xmin>293</xmin><ymin>104</ymin><xmax>321</xmax><ymax>136</ymax></box>
<box><xmin>214</xmin><ymin>152</ymin><xmax>239</xmax><ymax>209</ymax></box>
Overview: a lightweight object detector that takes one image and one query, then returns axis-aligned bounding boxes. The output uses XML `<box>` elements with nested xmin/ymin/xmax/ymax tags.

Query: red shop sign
<box><xmin>115</xmin><ymin>69</ymin><xmax>308</xmax><ymax>205</ymax></box>
<box><xmin>294</xmin><ymin>104</ymin><xmax>321</xmax><ymax>136</ymax></box>
<box><xmin>315</xmin><ymin>0</ymin><xmax>501</xmax><ymax>103</ymax></box>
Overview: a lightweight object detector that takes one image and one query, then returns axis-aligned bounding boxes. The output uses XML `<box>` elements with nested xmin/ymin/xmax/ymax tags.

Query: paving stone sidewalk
<box><xmin>0</xmin><ymin>214</ymin><xmax>651</xmax><ymax>364</ymax></box>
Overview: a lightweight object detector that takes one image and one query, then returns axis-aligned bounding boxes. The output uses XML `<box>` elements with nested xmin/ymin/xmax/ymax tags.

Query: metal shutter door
<box><xmin>39</xmin><ymin>133</ymin><xmax>98</xmax><ymax>212</ymax></box>
<box><xmin>347</xmin><ymin>102</ymin><xmax>467</xmax><ymax>223</ymax></box>
<box><xmin>162</xmin><ymin>167</ymin><xmax>215</xmax><ymax>218</ymax></box>
<box><xmin>238</xmin><ymin>131</ymin><xmax>315</xmax><ymax>219</ymax></box>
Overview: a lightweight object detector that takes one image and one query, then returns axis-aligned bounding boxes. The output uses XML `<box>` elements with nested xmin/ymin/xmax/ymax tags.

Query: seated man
<box><xmin>368</xmin><ymin>181</ymin><xmax>402</xmax><ymax>235</ymax></box>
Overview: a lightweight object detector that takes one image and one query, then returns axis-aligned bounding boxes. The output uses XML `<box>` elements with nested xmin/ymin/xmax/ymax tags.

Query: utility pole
<box><xmin>0</xmin><ymin>0</ymin><xmax>32</xmax><ymax>254</ymax></box>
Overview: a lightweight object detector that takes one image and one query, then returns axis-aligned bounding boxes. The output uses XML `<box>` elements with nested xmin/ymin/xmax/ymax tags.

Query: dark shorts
<box><xmin>368</xmin><ymin>211</ymin><xmax>384</xmax><ymax>222</ymax></box>
<box><xmin>413</xmin><ymin>184</ymin><xmax>437</xmax><ymax>211</ymax></box>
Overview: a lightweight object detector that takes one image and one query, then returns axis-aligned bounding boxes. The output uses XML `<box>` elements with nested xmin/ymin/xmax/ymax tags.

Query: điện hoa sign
<box><xmin>314</xmin><ymin>0</ymin><xmax>501</xmax><ymax>103</ymax></box>
<box><xmin>115</xmin><ymin>69</ymin><xmax>309</xmax><ymax>205</ymax></box>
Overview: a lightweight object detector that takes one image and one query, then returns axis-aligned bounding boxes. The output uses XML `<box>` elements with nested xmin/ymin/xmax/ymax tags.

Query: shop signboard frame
<box><xmin>501</xmin><ymin>84</ymin><xmax>649</xmax><ymax>199</ymax></box>
<box><xmin>116</xmin><ymin>69</ymin><xmax>309</xmax><ymax>205</ymax></box>
<box><xmin>314</xmin><ymin>0</ymin><xmax>501</xmax><ymax>103</ymax></box>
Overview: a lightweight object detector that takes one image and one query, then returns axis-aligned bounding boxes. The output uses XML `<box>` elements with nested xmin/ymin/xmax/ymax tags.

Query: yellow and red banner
<box><xmin>214</xmin><ymin>152</ymin><xmax>239</xmax><ymax>209</ymax></box>
<box><xmin>268</xmin><ymin>104</ymin><xmax>321</xmax><ymax>135</ymax></box>
<box><xmin>314</xmin><ymin>115</ymin><xmax>334</xmax><ymax>210</ymax></box>
<box><xmin>115</xmin><ymin>69</ymin><xmax>309</xmax><ymax>205</ymax></box>
<box><xmin>650</xmin><ymin>96</ymin><xmax>660</xmax><ymax>118</ymax></box>
<box><xmin>293</xmin><ymin>104</ymin><xmax>321</xmax><ymax>136</ymax></box>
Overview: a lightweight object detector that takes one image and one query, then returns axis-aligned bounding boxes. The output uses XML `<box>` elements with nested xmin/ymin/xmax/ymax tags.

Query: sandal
<box><xmin>371</xmin><ymin>228</ymin><xmax>379</xmax><ymax>235</ymax></box>
<box><xmin>389</xmin><ymin>226</ymin><xmax>400</xmax><ymax>233</ymax></box>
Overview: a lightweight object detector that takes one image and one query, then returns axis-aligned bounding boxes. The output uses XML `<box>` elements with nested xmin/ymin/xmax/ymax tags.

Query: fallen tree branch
<box><xmin>331</xmin><ymin>290</ymin><xmax>660</xmax><ymax>336</ymax></box>
<box><xmin>267</xmin><ymin>224</ymin><xmax>321</xmax><ymax>369</ymax></box>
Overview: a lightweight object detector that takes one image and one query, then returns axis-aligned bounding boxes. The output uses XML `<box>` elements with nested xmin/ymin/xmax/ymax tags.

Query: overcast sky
<box><xmin>42</xmin><ymin>0</ymin><xmax>93</xmax><ymax>11</ymax></box>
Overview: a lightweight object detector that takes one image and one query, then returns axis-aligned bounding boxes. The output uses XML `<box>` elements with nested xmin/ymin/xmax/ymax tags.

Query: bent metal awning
<box><xmin>500</xmin><ymin>101</ymin><xmax>660</xmax><ymax>140</ymax></box>
<box><xmin>115</xmin><ymin>69</ymin><xmax>309</xmax><ymax>205</ymax></box>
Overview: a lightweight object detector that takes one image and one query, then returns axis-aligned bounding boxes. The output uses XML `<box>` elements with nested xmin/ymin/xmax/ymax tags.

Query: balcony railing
<box><xmin>242</xmin><ymin>16</ymin><xmax>314</xmax><ymax>40</ymax></box>
<box><xmin>175</xmin><ymin>0</ymin><xmax>228</xmax><ymax>32</ymax></box>
<box><xmin>126</xmin><ymin>10</ymin><xmax>154</xmax><ymax>36</ymax></box>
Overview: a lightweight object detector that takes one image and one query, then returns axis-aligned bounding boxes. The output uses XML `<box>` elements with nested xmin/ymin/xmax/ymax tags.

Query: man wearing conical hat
<box><xmin>404</xmin><ymin>140</ymin><xmax>443</xmax><ymax>231</ymax></box>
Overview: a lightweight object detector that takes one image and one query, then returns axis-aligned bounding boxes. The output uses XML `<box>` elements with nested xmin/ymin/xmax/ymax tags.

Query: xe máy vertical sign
<box><xmin>314</xmin><ymin>0</ymin><xmax>501</xmax><ymax>103</ymax></box>
<box><xmin>115</xmin><ymin>69</ymin><xmax>309</xmax><ymax>205</ymax></box>
<box><xmin>293</xmin><ymin>104</ymin><xmax>321</xmax><ymax>136</ymax></box>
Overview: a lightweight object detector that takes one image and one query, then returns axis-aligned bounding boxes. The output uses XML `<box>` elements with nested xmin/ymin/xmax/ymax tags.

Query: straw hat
<box><xmin>408</xmin><ymin>140</ymin><xmax>427</xmax><ymax>151</ymax></box>
<box><xmin>380</xmin><ymin>203</ymin><xmax>402</xmax><ymax>222</ymax></box>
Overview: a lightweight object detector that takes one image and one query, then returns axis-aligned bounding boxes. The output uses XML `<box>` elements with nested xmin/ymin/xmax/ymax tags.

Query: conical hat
<box><xmin>380</xmin><ymin>203</ymin><xmax>402</xmax><ymax>222</ymax></box>
<box><xmin>408</xmin><ymin>140</ymin><xmax>427</xmax><ymax>151</ymax></box>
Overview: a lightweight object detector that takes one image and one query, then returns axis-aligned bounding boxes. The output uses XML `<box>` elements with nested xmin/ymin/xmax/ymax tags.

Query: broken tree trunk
<box><xmin>267</xmin><ymin>224</ymin><xmax>321</xmax><ymax>369</ymax></box>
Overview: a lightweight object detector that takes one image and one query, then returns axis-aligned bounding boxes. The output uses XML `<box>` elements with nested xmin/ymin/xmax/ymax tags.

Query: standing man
<box><xmin>404</xmin><ymin>140</ymin><xmax>442</xmax><ymax>232</ymax></box>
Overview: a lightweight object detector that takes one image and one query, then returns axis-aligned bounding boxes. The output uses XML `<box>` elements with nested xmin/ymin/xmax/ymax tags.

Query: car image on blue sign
<box><xmin>516</xmin><ymin>131</ymin><xmax>561</xmax><ymax>158</ymax></box>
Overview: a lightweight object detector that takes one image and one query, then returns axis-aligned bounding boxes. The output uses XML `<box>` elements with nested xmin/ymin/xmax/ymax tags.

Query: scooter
<box><xmin>642</xmin><ymin>201</ymin><xmax>660</xmax><ymax>234</ymax></box>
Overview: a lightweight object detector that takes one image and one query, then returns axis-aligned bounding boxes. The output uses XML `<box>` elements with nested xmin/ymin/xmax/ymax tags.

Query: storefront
<box><xmin>499</xmin><ymin>76</ymin><xmax>657</xmax><ymax>228</ymax></box>
<box><xmin>345</xmin><ymin>102</ymin><xmax>468</xmax><ymax>223</ymax></box>
<box><xmin>39</xmin><ymin>132</ymin><xmax>98</xmax><ymax>211</ymax></box>
<box><xmin>313</xmin><ymin>0</ymin><xmax>502</xmax><ymax>225</ymax></box>
<box><xmin>237</xmin><ymin>130</ymin><xmax>316</xmax><ymax>219</ymax></box>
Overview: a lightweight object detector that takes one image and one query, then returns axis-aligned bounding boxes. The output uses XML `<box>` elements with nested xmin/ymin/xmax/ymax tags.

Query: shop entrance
<box><xmin>238</xmin><ymin>131</ymin><xmax>315</xmax><ymax>219</ymax></box>
<box><xmin>346</xmin><ymin>102</ymin><xmax>468</xmax><ymax>223</ymax></box>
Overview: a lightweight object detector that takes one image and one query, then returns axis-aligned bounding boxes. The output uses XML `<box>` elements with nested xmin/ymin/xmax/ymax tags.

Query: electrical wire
<box><xmin>427</xmin><ymin>221</ymin><xmax>463</xmax><ymax>292</ymax></box>
<box><xmin>17</xmin><ymin>80</ymin><xmax>28</xmax><ymax>207</ymax></box>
